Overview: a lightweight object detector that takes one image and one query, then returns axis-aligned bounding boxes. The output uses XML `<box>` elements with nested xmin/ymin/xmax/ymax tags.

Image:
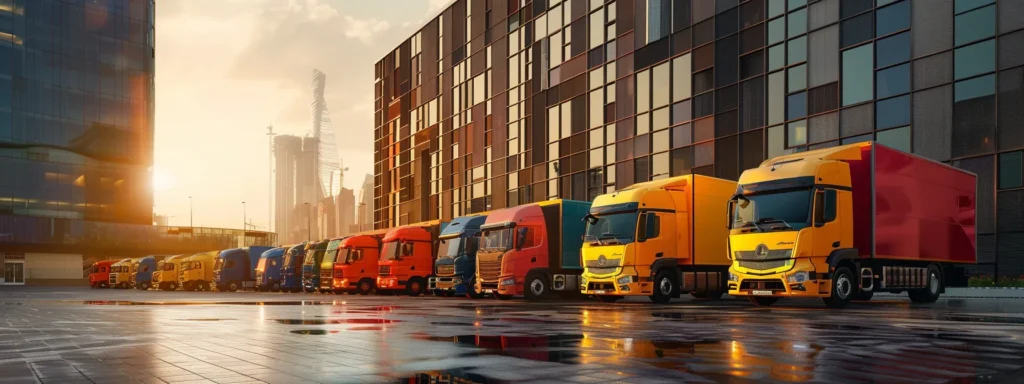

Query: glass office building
<box><xmin>374</xmin><ymin>0</ymin><xmax>1024</xmax><ymax>276</ymax></box>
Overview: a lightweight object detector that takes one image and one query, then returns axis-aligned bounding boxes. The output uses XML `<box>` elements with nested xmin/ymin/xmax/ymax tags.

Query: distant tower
<box><xmin>312</xmin><ymin>69</ymin><xmax>341</xmax><ymax>198</ymax></box>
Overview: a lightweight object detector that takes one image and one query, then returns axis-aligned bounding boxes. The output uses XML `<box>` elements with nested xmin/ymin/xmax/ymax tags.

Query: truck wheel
<box><xmin>649</xmin><ymin>270</ymin><xmax>677</xmax><ymax>304</ymax></box>
<box><xmin>227</xmin><ymin>282</ymin><xmax>239</xmax><ymax>292</ymax></box>
<box><xmin>141</xmin><ymin>282</ymin><xmax>151</xmax><ymax>291</ymax></box>
<box><xmin>201</xmin><ymin>282</ymin><xmax>211</xmax><ymax>292</ymax></box>
<box><xmin>823</xmin><ymin>266</ymin><xmax>855</xmax><ymax>309</ymax></box>
<box><xmin>854</xmin><ymin>290</ymin><xmax>873</xmax><ymax>301</ymax></box>
<box><xmin>356</xmin><ymin>279</ymin><xmax>373</xmax><ymax>295</ymax></box>
<box><xmin>271</xmin><ymin>282</ymin><xmax>281</xmax><ymax>292</ymax></box>
<box><xmin>909</xmin><ymin>265</ymin><xmax>942</xmax><ymax>303</ymax></box>
<box><xmin>525</xmin><ymin>271</ymin><xmax>550</xmax><ymax>301</ymax></box>
<box><xmin>99</xmin><ymin>281</ymin><xmax>109</xmax><ymax>289</ymax></box>
<box><xmin>407</xmin><ymin>277</ymin><xmax>426</xmax><ymax>297</ymax></box>
<box><xmin>596</xmin><ymin>295</ymin><xmax>623</xmax><ymax>303</ymax></box>
<box><xmin>748</xmin><ymin>297</ymin><xmax>779</xmax><ymax>306</ymax></box>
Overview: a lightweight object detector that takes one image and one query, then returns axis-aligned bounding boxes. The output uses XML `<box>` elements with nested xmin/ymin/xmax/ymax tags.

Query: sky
<box><xmin>153</xmin><ymin>0</ymin><xmax>452</xmax><ymax>230</ymax></box>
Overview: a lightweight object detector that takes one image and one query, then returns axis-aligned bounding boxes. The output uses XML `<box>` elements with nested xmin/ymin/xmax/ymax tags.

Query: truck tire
<box><xmin>524</xmin><ymin>271</ymin><xmax>550</xmax><ymax>301</ymax></box>
<box><xmin>141</xmin><ymin>282</ymin><xmax>151</xmax><ymax>291</ymax></box>
<box><xmin>909</xmin><ymin>265</ymin><xmax>942</xmax><ymax>303</ymax></box>
<box><xmin>854</xmin><ymin>290</ymin><xmax>873</xmax><ymax>301</ymax></box>
<box><xmin>823</xmin><ymin>266</ymin><xmax>855</xmax><ymax>308</ymax></box>
<box><xmin>596</xmin><ymin>295</ymin><xmax>623</xmax><ymax>303</ymax></box>
<box><xmin>271</xmin><ymin>282</ymin><xmax>281</xmax><ymax>292</ymax></box>
<box><xmin>357</xmin><ymin>279</ymin><xmax>373</xmax><ymax>295</ymax></box>
<box><xmin>748</xmin><ymin>297</ymin><xmax>779</xmax><ymax>306</ymax></box>
<box><xmin>99</xmin><ymin>281</ymin><xmax>109</xmax><ymax>289</ymax></box>
<box><xmin>227</xmin><ymin>282</ymin><xmax>239</xmax><ymax>292</ymax></box>
<box><xmin>649</xmin><ymin>269</ymin><xmax>677</xmax><ymax>304</ymax></box>
<box><xmin>200</xmin><ymin>282</ymin><xmax>211</xmax><ymax>292</ymax></box>
<box><xmin>407</xmin><ymin>277</ymin><xmax>426</xmax><ymax>297</ymax></box>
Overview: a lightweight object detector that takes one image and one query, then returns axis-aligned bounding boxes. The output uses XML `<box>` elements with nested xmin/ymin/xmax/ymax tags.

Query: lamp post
<box><xmin>304</xmin><ymin>202</ymin><xmax>311</xmax><ymax>241</ymax></box>
<box><xmin>242</xmin><ymin>201</ymin><xmax>247</xmax><ymax>246</ymax></box>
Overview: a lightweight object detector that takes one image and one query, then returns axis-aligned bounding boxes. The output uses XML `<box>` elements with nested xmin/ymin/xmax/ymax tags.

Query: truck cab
<box><xmin>281</xmin><ymin>243</ymin><xmax>308</xmax><ymax>293</ymax></box>
<box><xmin>256</xmin><ymin>247</ymin><xmax>286</xmax><ymax>292</ymax></box>
<box><xmin>320</xmin><ymin>237</ymin><xmax>349</xmax><ymax>292</ymax></box>
<box><xmin>88</xmin><ymin>260</ymin><xmax>116</xmax><ymax>288</ymax></box>
<box><xmin>214</xmin><ymin>247</ymin><xmax>271</xmax><ymax>292</ymax></box>
<box><xmin>475</xmin><ymin>200</ymin><xmax>590</xmax><ymax>300</ymax></box>
<box><xmin>332</xmin><ymin>232</ymin><xmax>386</xmax><ymax>295</ymax></box>
<box><xmin>377</xmin><ymin>221</ymin><xmax>445</xmax><ymax>296</ymax></box>
<box><xmin>157</xmin><ymin>254</ymin><xmax>187</xmax><ymax>290</ymax></box>
<box><xmin>180</xmin><ymin>251</ymin><xmax>219</xmax><ymax>291</ymax></box>
<box><xmin>429</xmin><ymin>215</ymin><xmax>486</xmax><ymax>297</ymax></box>
<box><xmin>301</xmin><ymin>241</ymin><xmax>326</xmax><ymax>292</ymax></box>
<box><xmin>108</xmin><ymin>258</ymin><xmax>133</xmax><ymax>289</ymax></box>
<box><xmin>131</xmin><ymin>256</ymin><xmax>158</xmax><ymax>290</ymax></box>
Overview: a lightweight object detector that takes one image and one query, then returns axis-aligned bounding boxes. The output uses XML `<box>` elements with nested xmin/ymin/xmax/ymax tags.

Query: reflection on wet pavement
<box><xmin>1</xmin><ymin>287</ymin><xmax>1023</xmax><ymax>383</ymax></box>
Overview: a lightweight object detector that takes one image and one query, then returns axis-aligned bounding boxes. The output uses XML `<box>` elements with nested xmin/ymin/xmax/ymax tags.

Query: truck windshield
<box><xmin>256</xmin><ymin>258</ymin><xmax>267</xmax><ymax>272</ymax></box>
<box><xmin>162</xmin><ymin>262</ymin><xmax>175</xmax><ymax>271</ymax></box>
<box><xmin>584</xmin><ymin>212</ymin><xmax>639</xmax><ymax>245</ymax></box>
<box><xmin>481</xmin><ymin>228</ymin><xmax>513</xmax><ymax>252</ymax></box>
<box><xmin>380</xmin><ymin>241</ymin><xmax>400</xmax><ymax>261</ymax></box>
<box><xmin>214</xmin><ymin>258</ymin><xmax>225</xmax><ymax>271</ymax></box>
<box><xmin>303</xmin><ymin>249</ymin><xmax>316</xmax><ymax>265</ymax></box>
<box><xmin>336</xmin><ymin>248</ymin><xmax>351</xmax><ymax>264</ymax></box>
<box><xmin>181</xmin><ymin>262</ymin><xmax>191</xmax><ymax>271</ymax></box>
<box><xmin>437</xmin><ymin>237</ymin><xmax>463</xmax><ymax>259</ymax></box>
<box><xmin>323</xmin><ymin>239</ymin><xmax>343</xmax><ymax>264</ymax></box>
<box><xmin>731</xmin><ymin>189</ymin><xmax>812</xmax><ymax>231</ymax></box>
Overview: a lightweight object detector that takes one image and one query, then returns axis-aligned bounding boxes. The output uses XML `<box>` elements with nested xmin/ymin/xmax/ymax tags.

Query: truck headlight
<box><xmin>787</xmin><ymin>272</ymin><xmax>808</xmax><ymax>284</ymax></box>
<box><xmin>728</xmin><ymin>272</ymin><xmax>739</xmax><ymax>282</ymax></box>
<box><xmin>452</xmin><ymin>277</ymin><xmax>463</xmax><ymax>284</ymax></box>
<box><xmin>581</xmin><ymin>276</ymin><xmax>588</xmax><ymax>285</ymax></box>
<box><xmin>616</xmin><ymin>275</ymin><xmax>635</xmax><ymax>285</ymax></box>
<box><xmin>499</xmin><ymin>277</ymin><xmax>516</xmax><ymax>287</ymax></box>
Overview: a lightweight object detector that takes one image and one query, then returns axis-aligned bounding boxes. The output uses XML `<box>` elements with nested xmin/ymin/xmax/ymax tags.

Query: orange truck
<box><xmin>376</xmin><ymin>221</ymin><xmax>447</xmax><ymax>296</ymax></box>
<box><xmin>332</xmin><ymin>230</ymin><xmax>387</xmax><ymax>294</ymax></box>
<box><xmin>88</xmin><ymin>260</ymin><xmax>117</xmax><ymax>288</ymax></box>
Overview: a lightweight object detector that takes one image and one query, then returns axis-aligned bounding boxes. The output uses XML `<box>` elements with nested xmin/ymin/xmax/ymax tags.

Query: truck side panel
<box><xmin>691</xmin><ymin>175</ymin><xmax>734</xmax><ymax>267</ymax></box>
<box><xmin>872</xmin><ymin>144</ymin><xmax>977</xmax><ymax>263</ymax></box>
<box><xmin>541</xmin><ymin>204</ymin><xmax>561</xmax><ymax>270</ymax></box>
<box><xmin>560</xmin><ymin>200</ymin><xmax>590</xmax><ymax>269</ymax></box>
<box><xmin>849</xmin><ymin>145</ymin><xmax>874</xmax><ymax>258</ymax></box>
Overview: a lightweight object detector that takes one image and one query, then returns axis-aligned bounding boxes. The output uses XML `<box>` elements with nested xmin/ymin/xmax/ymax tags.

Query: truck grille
<box><xmin>734</xmin><ymin>248</ymin><xmax>792</xmax><ymax>271</ymax></box>
<box><xmin>436</xmin><ymin>265</ymin><xmax>455</xmax><ymax>276</ymax></box>
<box><xmin>378</xmin><ymin>265</ymin><xmax>391</xmax><ymax>276</ymax></box>
<box><xmin>740</xmin><ymin>279</ymin><xmax>786</xmax><ymax>291</ymax></box>
<box><xmin>478</xmin><ymin>256</ymin><xmax>502</xmax><ymax>282</ymax></box>
<box><xmin>584</xmin><ymin>258</ymin><xmax>622</xmax><ymax>268</ymax></box>
<box><xmin>108</xmin><ymin>273</ymin><xmax>117</xmax><ymax>285</ymax></box>
<box><xmin>587</xmin><ymin>267</ymin><xmax>618</xmax><ymax>275</ymax></box>
<box><xmin>320</xmin><ymin>271</ymin><xmax>332</xmax><ymax>279</ymax></box>
<box><xmin>738</xmin><ymin>260</ymin><xmax>789</xmax><ymax>270</ymax></box>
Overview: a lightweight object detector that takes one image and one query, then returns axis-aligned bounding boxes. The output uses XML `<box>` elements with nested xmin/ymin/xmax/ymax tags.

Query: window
<box><xmin>953</xmin><ymin>74</ymin><xmax>996</xmax><ymax>157</ymax></box>
<box><xmin>841</xmin><ymin>0</ymin><xmax>872</xmax><ymax>18</ymax></box>
<box><xmin>876</xmin><ymin>0</ymin><xmax>910</xmax><ymax>37</ymax></box>
<box><xmin>768</xmin><ymin>18</ymin><xmax>785</xmax><ymax>45</ymax></box>
<box><xmin>787</xmin><ymin>92</ymin><xmax>807</xmax><ymax>119</ymax></box>
<box><xmin>955</xmin><ymin>40</ymin><xmax>995</xmax><ymax>80</ymax></box>
<box><xmin>788</xmin><ymin>119</ymin><xmax>807</xmax><ymax>147</ymax></box>
<box><xmin>768</xmin><ymin>71</ymin><xmax>785</xmax><ymax>124</ymax></box>
<box><xmin>876</xmin><ymin>95</ymin><xmax>910</xmax><ymax>129</ymax></box>
<box><xmin>814</xmin><ymin>189</ymin><xmax>838</xmax><ymax>225</ymax></box>
<box><xmin>741</xmin><ymin>51</ymin><xmax>764</xmax><ymax>79</ymax></box>
<box><xmin>787</xmin><ymin>9</ymin><xmax>807</xmax><ymax>38</ymax></box>
<box><xmin>653</xmin><ymin>62</ymin><xmax>670</xmax><ymax>108</ymax></box>
<box><xmin>877</xmin><ymin>126</ymin><xmax>911</xmax><ymax>152</ymax></box>
<box><xmin>841</xmin><ymin>13</ymin><xmax>873</xmax><ymax>48</ymax></box>
<box><xmin>876</xmin><ymin>63</ymin><xmax>910</xmax><ymax>99</ymax></box>
<box><xmin>876</xmin><ymin>32</ymin><xmax>910</xmax><ymax>68</ymax></box>
<box><xmin>672</xmin><ymin>54</ymin><xmax>692</xmax><ymax>102</ymax></box>
<box><xmin>647</xmin><ymin>0</ymin><xmax>671</xmax><ymax>43</ymax></box>
<box><xmin>768</xmin><ymin>125</ymin><xmax>786</xmax><ymax>158</ymax></box>
<box><xmin>955</xmin><ymin>5</ymin><xmax>995</xmax><ymax>46</ymax></box>
<box><xmin>788</xmin><ymin>36</ymin><xmax>806</xmax><ymax>64</ymax></box>
<box><xmin>769</xmin><ymin>44</ymin><xmax>786</xmax><ymax>71</ymax></box>
<box><xmin>842</xmin><ymin>44</ymin><xmax>873</xmax><ymax>106</ymax></box>
<box><xmin>955</xmin><ymin>0</ymin><xmax>994</xmax><ymax>14</ymax></box>
<box><xmin>226</xmin><ymin>260</ymin><xmax>236</xmax><ymax>269</ymax></box>
<box><xmin>590</xmin><ymin>9</ymin><xmax>605</xmax><ymax>49</ymax></box>
<box><xmin>641</xmin><ymin>213</ymin><xmax>661</xmax><ymax>240</ymax></box>
<box><xmin>1000</xmin><ymin>151</ymin><xmax>1023</xmax><ymax>189</ymax></box>
<box><xmin>788</xmin><ymin>64</ymin><xmax>807</xmax><ymax>92</ymax></box>
<box><xmin>768</xmin><ymin>0</ymin><xmax>786</xmax><ymax>18</ymax></box>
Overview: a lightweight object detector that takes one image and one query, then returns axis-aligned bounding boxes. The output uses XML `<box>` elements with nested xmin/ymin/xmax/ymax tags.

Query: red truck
<box><xmin>377</xmin><ymin>221</ymin><xmax>446</xmax><ymax>296</ymax></box>
<box><xmin>474</xmin><ymin>199</ymin><xmax>591</xmax><ymax>300</ymax></box>
<box><xmin>88</xmin><ymin>260</ymin><xmax>117</xmax><ymax>288</ymax></box>
<box><xmin>332</xmin><ymin>230</ymin><xmax>387</xmax><ymax>294</ymax></box>
<box><xmin>728</xmin><ymin>142</ymin><xmax>977</xmax><ymax>307</ymax></box>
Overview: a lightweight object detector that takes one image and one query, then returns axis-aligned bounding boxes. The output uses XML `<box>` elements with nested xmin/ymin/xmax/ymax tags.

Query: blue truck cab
<box><xmin>429</xmin><ymin>214</ymin><xmax>487</xmax><ymax>297</ymax></box>
<box><xmin>255</xmin><ymin>247</ymin><xmax>286</xmax><ymax>292</ymax></box>
<box><xmin>301</xmin><ymin>241</ymin><xmax>328</xmax><ymax>292</ymax></box>
<box><xmin>132</xmin><ymin>256</ymin><xmax>159</xmax><ymax>290</ymax></box>
<box><xmin>214</xmin><ymin>246</ymin><xmax>272</xmax><ymax>292</ymax></box>
<box><xmin>281</xmin><ymin>243</ymin><xmax>307</xmax><ymax>293</ymax></box>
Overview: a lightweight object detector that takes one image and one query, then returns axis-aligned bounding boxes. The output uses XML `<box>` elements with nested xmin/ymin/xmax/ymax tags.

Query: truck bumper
<box><xmin>429</xmin><ymin>276</ymin><xmax>467</xmax><ymax>293</ymax></box>
<box><xmin>377</xmin><ymin>276</ymin><xmax>402</xmax><ymax>290</ymax></box>
<box><xmin>581</xmin><ymin>269</ymin><xmax>651</xmax><ymax>296</ymax></box>
<box><xmin>332</xmin><ymin>278</ymin><xmax>357</xmax><ymax>293</ymax></box>
<box><xmin>496</xmin><ymin>276</ymin><xmax>522</xmax><ymax>296</ymax></box>
<box><xmin>728</xmin><ymin>267</ymin><xmax>830</xmax><ymax>298</ymax></box>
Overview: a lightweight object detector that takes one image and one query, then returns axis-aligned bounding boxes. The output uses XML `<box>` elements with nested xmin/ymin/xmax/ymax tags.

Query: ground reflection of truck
<box><xmin>157</xmin><ymin>254</ymin><xmax>188</xmax><ymax>291</ymax></box>
<box><xmin>332</xmin><ymin>230</ymin><xmax>387</xmax><ymax>294</ymax></box>
<box><xmin>301</xmin><ymin>241</ymin><xmax>328</xmax><ymax>292</ymax></box>
<box><xmin>213</xmin><ymin>247</ymin><xmax>272</xmax><ymax>292</ymax></box>
<box><xmin>130</xmin><ymin>256</ymin><xmax>159</xmax><ymax>290</ymax></box>
<box><xmin>179</xmin><ymin>251</ymin><xmax>219</xmax><ymax>291</ymax></box>
<box><xmin>581</xmin><ymin>175</ymin><xmax>736</xmax><ymax>304</ymax></box>
<box><xmin>108</xmin><ymin>258</ymin><xmax>133</xmax><ymax>288</ymax></box>
<box><xmin>320</xmin><ymin>237</ymin><xmax>350</xmax><ymax>292</ymax></box>
<box><xmin>256</xmin><ymin>247</ymin><xmax>286</xmax><ymax>292</ymax></box>
<box><xmin>88</xmin><ymin>260</ymin><xmax>117</xmax><ymax>288</ymax></box>
<box><xmin>727</xmin><ymin>142</ymin><xmax>977</xmax><ymax>308</ymax></box>
<box><xmin>429</xmin><ymin>215</ymin><xmax>486</xmax><ymax>297</ymax></box>
<box><xmin>474</xmin><ymin>199</ymin><xmax>590</xmax><ymax>300</ymax></box>
<box><xmin>281</xmin><ymin>243</ymin><xmax>308</xmax><ymax>293</ymax></box>
<box><xmin>376</xmin><ymin>221</ymin><xmax>447</xmax><ymax>296</ymax></box>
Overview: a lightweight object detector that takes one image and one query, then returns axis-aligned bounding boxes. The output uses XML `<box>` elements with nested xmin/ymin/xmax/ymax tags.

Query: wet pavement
<box><xmin>1</xmin><ymin>287</ymin><xmax>1023</xmax><ymax>383</ymax></box>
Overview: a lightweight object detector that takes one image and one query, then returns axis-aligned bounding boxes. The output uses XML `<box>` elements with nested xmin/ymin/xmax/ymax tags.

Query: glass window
<box><xmin>955</xmin><ymin>0</ymin><xmax>994</xmax><ymax>14</ymax></box>
<box><xmin>769</xmin><ymin>71</ymin><xmax>785</xmax><ymax>124</ymax></box>
<box><xmin>741</xmin><ymin>51</ymin><xmax>765</xmax><ymax>79</ymax></box>
<box><xmin>768</xmin><ymin>125</ymin><xmax>786</xmax><ymax>158</ymax></box>
<box><xmin>653</xmin><ymin>129</ymin><xmax>670</xmax><ymax>153</ymax></box>
<box><xmin>876</xmin><ymin>95</ymin><xmax>911</xmax><ymax>129</ymax></box>
<box><xmin>876</xmin><ymin>0</ymin><xmax>910</xmax><ymax>37</ymax></box>
<box><xmin>877</xmin><ymin>126</ymin><xmax>911</xmax><ymax>152</ymax></box>
<box><xmin>769</xmin><ymin>44</ymin><xmax>786</xmax><ymax>71</ymax></box>
<box><xmin>876</xmin><ymin>63</ymin><xmax>910</xmax><ymax>99</ymax></box>
<box><xmin>841</xmin><ymin>13</ymin><xmax>873</xmax><ymax>48</ymax></box>
<box><xmin>842</xmin><ymin>44</ymin><xmax>873</xmax><ymax>106</ymax></box>
<box><xmin>787</xmin><ymin>119</ymin><xmax>808</xmax><ymax>146</ymax></box>
<box><xmin>590</xmin><ymin>90</ymin><xmax>603</xmax><ymax>128</ymax></box>
<box><xmin>954</xmin><ymin>5</ymin><xmax>995</xmax><ymax>46</ymax></box>
<box><xmin>647</xmin><ymin>0</ymin><xmax>671</xmax><ymax>43</ymax></box>
<box><xmin>788</xmin><ymin>64</ymin><xmax>807</xmax><ymax>92</ymax></box>
<box><xmin>956</xmin><ymin>74</ymin><xmax>996</xmax><ymax>103</ymax></box>
<box><xmin>637</xmin><ymin>70</ymin><xmax>651</xmax><ymax>112</ymax></box>
<box><xmin>672</xmin><ymin>54</ymin><xmax>692</xmax><ymax>102</ymax></box>
<box><xmin>788</xmin><ymin>9</ymin><xmax>807</xmax><ymax>38</ymax></box>
<box><xmin>768</xmin><ymin>18</ymin><xmax>785</xmax><ymax>45</ymax></box>
<box><xmin>672</xmin><ymin>123</ymin><xmax>692</xmax><ymax>147</ymax></box>
<box><xmin>788</xmin><ymin>92</ymin><xmax>807</xmax><ymax>120</ymax></box>
<box><xmin>653</xmin><ymin>62</ymin><xmax>670</xmax><ymax>108</ymax></box>
<box><xmin>768</xmin><ymin>0</ymin><xmax>786</xmax><ymax>19</ymax></box>
<box><xmin>955</xmin><ymin>39</ymin><xmax>995</xmax><ymax>80</ymax></box>
<box><xmin>841</xmin><ymin>0</ymin><xmax>873</xmax><ymax>18</ymax></box>
<box><xmin>672</xmin><ymin>101</ymin><xmax>692</xmax><ymax>124</ymax></box>
<box><xmin>789</xmin><ymin>0</ymin><xmax>808</xmax><ymax>11</ymax></box>
<box><xmin>953</xmin><ymin>75</ymin><xmax>996</xmax><ymax>157</ymax></box>
<box><xmin>590</xmin><ymin>9</ymin><xmax>605</xmax><ymax>49</ymax></box>
<box><xmin>788</xmin><ymin>36</ymin><xmax>806</xmax><ymax>64</ymax></box>
<box><xmin>876</xmin><ymin>32</ymin><xmax>910</xmax><ymax>68</ymax></box>
<box><xmin>999</xmin><ymin>151</ymin><xmax>1023</xmax><ymax>189</ymax></box>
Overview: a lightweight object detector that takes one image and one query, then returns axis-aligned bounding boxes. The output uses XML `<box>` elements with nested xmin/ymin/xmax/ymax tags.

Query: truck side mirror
<box><xmin>516</xmin><ymin>227</ymin><xmax>528</xmax><ymax>250</ymax></box>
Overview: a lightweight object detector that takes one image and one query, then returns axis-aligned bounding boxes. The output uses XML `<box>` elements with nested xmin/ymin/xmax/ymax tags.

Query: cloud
<box><xmin>427</xmin><ymin>0</ymin><xmax>453</xmax><ymax>15</ymax></box>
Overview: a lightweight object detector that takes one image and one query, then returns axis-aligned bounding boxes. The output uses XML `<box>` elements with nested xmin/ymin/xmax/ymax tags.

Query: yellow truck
<box><xmin>157</xmin><ymin>254</ymin><xmax>189</xmax><ymax>291</ymax></box>
<box><xmin>179</xmin><ymin>251</ymin><xmax>220</xmax><ymax>291</ymax></box>
<box><xmin>107</xmin><ymin>258</ymin><xmax>134</xmax><ymax>289</ymax></box>
<box><xmin>581</xmin><ymin>174</ymin><xmax>736</xmax><ymax>304</ymax></box>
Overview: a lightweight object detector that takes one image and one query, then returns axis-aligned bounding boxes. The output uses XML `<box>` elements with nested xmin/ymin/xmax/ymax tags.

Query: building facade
<box><xmin>375</xmin><ymin>0</ymin><xmax>1024</xmax><ymax>277</ymax></box>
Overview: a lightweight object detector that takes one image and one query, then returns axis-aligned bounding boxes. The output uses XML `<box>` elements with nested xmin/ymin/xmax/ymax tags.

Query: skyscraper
<box><xmin>274</xmin><ymin>135</ymin><xmax>303</xmax><ymax>242</ymax></box>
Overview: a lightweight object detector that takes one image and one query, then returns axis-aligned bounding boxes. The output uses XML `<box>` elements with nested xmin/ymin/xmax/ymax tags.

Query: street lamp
<box><xmin>242</xmin><ymin>202</ymin><xmax>247</xmax><ymax>244</ymax></box>
<box><xmin>304</xmin><ymin>202</ymin><xmax>311</xmax><ymax>241</ymax></box>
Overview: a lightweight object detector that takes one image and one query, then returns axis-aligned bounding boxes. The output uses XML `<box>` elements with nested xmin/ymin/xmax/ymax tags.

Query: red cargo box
<box><xmin>848</xmin><ymin>143</ymin><xmax>976</xmax><ymax>264</ymax></box>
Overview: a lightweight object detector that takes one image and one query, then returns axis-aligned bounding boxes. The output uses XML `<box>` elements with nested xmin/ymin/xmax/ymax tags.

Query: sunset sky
<box><xmin>153</xmin><ymin>0</ymin><xmax>451</xmax><ymax>230</ymax></box>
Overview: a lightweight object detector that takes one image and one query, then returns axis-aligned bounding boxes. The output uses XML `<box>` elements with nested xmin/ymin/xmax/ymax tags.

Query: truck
<box><xmin>727</xmin><ymin>142</ymin><xmax>976</xmax><ymax>308</ymax></box>
<box><xmin>88</xmin><ymin>260</ymin><xmax>117</xmax><ymax>288</ymax></box>
<box><xmin>108</xmin><ymin>258</ymin><xmax>133</xmax><ymax>289</ymax></box>
<box><xmin>429</xmin><ymin>214</ymin><xmax>486</xmax><ymax>297</ymax></box>
<box><xmin>256</xmin><ymin>247</ymin><xmax>287</xmax><ymax>292</ymax></box>
<box><xmin>474</xmin><ymin>199</ymin><xmax>591</xmax><ymax>300</ymax></box>
<box><xmin>130</xmin><ymin>256</ymin><xmax>159</xmax><ymax>290</ymax></box>
<box><xmin>580</xmin><ymin>175</ymin><xmax>736</xmax><ymax>303</ymax></box>
<box><xmin>331</xmin><ymin>230</ymin><xmax>388</xmax><ymax>294</ymax></box>
<box><xmin>156</xmin><ymin>254</ymin><xmax>187</xmax><ymax>291</ymax></box>
<box><xmin>213</xmin><ymin>246</ymin><xmax>272</xmax><ymax>292</ymax></box>
<box><xmin>179</xmin><ymin>251</ymin><xmax>220</xmax><ymax>291</ymax></box>
<box><xmin>281</xmin><ymin>243</ymin><xmax>308</xmax><ymax>293</ymax></box>
<box><xmin>301</xmin><ymin>241</ymin><xmax>328</xmax><ymax>292</ymax></box>
<box><xmin>320</xmin><ymin>237</ymin><xmax>350</xmax><ymax>292</ymax></box>
<box><xmin>377</xmin><ymin>221</ymin><xmax>447</xmax><ymax>296</ymax></box>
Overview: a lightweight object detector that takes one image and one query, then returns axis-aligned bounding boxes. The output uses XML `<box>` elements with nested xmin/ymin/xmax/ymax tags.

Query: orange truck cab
<box><xmin>377</xmin><ymin>221</ymin><xmax>447</xmax><ymax>296</ymax></box>
<box><xmin>474</xmin><ymin>199</ymin><xmax>591</xmax><ymax>300</ymax></box>
<box><xmin>88</xmin><ymin>260</ymin><xmax>117</xmax><ymax>288</ymax></box>
<box><xmin>332</xmin><ymin>230</ymin><xmax>387</xmax><ymax>294</ymax></box>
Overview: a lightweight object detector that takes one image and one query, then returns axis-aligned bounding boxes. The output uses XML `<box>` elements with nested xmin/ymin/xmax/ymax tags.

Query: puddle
<box><xmin>273</xmin><ymin>318</ymin><xmax>400</xmax><ymax>325</ymax></box>
<box><xmin>943</xmin><ymin>315</ymin><xmax>1024</xmax><ymax>324</ymax></box>
<box><xmin>81</xmin><ymin>300</ymin><xmax>339</xmax><ymax>306</ymax></box>
<box><xmin>290</xmin><ymin>330</ymin><xmax>339</xmax><ymax>335</ymax></box>
<box><xmin>177</xmin><ymin>318</ymin><xmax>233</xmax><ymax>321</ymax></box>
<box><xmin>349</xmin><ymin>326</ymin><xmax>384</xmax><ymax>331</ymax></box>
<box><xmin>414</xmin><ymin>334</ymin><xmax>586</xmax><ymax>363</ymax></box>
<box><xmin>398</xmin><ymin>370</ymin><xmax>494</xmax><ymax>384</ymax></box>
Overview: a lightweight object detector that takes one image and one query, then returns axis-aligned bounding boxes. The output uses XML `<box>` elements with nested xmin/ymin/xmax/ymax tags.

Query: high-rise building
<box><xmin>357</xmin><ymin>174</ymin><xmax>374</xmax><ymax>232</ymax></box>
<box><xmin>274</xmin><ymin>135</ymin><xmax>303</xmax><ymax>242</ymax></box>
<box><xmin>336</xmin><ymin>187</ymin><xmax>355</xmax><ymax>236</ymax></box>
<box><xmin>375</xmin><ymin>0</ymin><xmax>1024</xmax><ymax>277</ymax></box>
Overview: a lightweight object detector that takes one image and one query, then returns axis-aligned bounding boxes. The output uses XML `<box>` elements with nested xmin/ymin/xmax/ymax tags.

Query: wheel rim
<box><xmin>530</xmin><ymin>279</ymin><xmax>544</xmax><ymax>296</ymax></box>
<box><xmin>836</xmin><ymin>274</ymin><xmax>852</xmax><ymax>299</ymax></box>
<box><xmin>411</xmin><ymin>282</ymin><xmax>420</xmax><ymax>293</ymax></box>
<box><xmin>658</xmin><ymin>278</ymin><xmax>672</xmax><ymax>296</ymax></box>
<box><xmin>929</xmin><ymin>272</ymin><xmax>939</xmax><ymax>294</ymax></box>
<box><xmin>230</xmin><ymin>283</ymin><xmax>237</xmax><ymax>291</ymax></box>
<box><xmin>361</xmin><ymin>282</ymin><xmax>369</xmax><ymax>291</ymax></box>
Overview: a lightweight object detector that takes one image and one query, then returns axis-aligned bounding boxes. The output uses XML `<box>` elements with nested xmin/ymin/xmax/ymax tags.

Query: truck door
<box><xmin>636</xmin><ymin>211</ymin><xmax>675</xmax><ymax>270</ymax></box>
<box><xmin>812</xmin><ymin>188</ymin><xmax>842</xmax><ymax>256</ymax></box>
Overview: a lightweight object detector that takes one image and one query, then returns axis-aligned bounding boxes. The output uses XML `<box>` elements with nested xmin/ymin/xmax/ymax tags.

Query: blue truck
<box><xmin>429</xmin><ymin>214</ymin><xmax>487</xmax><ymax>297</ymax></box>
<box><xmin>281</xmin><ymin>243</ymin><xmax>307</xmax><ymax>293</ymax></box>
<box><xmin>214</xmin><ymin>246</ymin><xmax>272</xmax><ymax>292</ymax></box>
<box><xmin>256</xmin><ymin>247</ymin><xmax>287</xmax><ymax>292</ymax></box>
<box><xmin>132</xmin><ymin>256</ymin><xmax>159</xmax><ymax>290</ymax></box>
<box><xmin>301</xmin><ymin>241</ymin><xmax>328</xmax><ymax>292</ymax></box>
